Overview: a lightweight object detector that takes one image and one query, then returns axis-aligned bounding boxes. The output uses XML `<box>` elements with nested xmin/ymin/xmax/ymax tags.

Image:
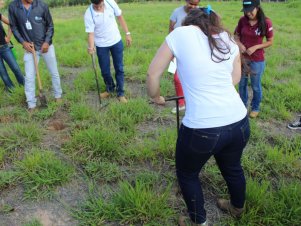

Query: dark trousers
<box><xmin>96</xmin><ymin>40</ymin><xmax>125</xmax><ymax>97</ymax></box>
<box><xmin>176</xmin><ymin>116</ymin><xmax>250</xmax><ymax>224</ymax></box>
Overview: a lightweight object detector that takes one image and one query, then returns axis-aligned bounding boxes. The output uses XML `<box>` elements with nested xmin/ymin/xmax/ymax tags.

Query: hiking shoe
<box><xmin>118</xmin><ymin>96</ymin><xmax>128</xmax><ymax>103</ymax></box>
<box><xmin>249</xmin><ymin>111</ymin><xmax>259</xmax><ymax>118</ymax></box>
<box><xmin>288</xmin><ymin>118</ymin><xmax>301</xmax><ymax>130</ymax></box>
<box><xmin>100</xmin><ymin>91</ymin><xmax>110</xmax><ymax>99</ymax></box>
<box><xmin>171</xmin><ymin>105</ymin><xmax>186</xmax><ymax>114</ymax></box>
<box><xmin>178</xmin><ymin>216</ymin><xmax>207</xmax><ymax>226</ymax></box>
<box><xmin>217</xmin><ymin>199</ymin><xmax>244</xmax><ymax>218</ymax></box>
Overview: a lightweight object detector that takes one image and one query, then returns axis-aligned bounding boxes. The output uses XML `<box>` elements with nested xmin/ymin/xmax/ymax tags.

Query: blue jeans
<box><xmin>239</xmin><ymin>61</ymin><xmax>265</xmax><ymax>112</ymax></box>
<box><xmin>96</xmin><ymin>40</ymin><xmax>125</xmax><ymax>97</ymax></box>
<box><xmin>176</xmin><ymin>116</ymin><xmax>250</xmax><ymax>224</ymax></box>
<box><xmin>0</xmin><ymin>44</ymin><xmax>24</xmax><ymax>90</ymax></box>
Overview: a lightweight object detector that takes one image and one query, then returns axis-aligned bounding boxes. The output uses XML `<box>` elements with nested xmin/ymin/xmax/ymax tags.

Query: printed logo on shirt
<box><xmin>255</xmin><ymin>28</ymin><xmax>261</xmax><ymax>36</ymax></box>
<box><xmin>34</xmin><ymin>16</ymin><xmax>43</xmax><ymax>21</ymax></box>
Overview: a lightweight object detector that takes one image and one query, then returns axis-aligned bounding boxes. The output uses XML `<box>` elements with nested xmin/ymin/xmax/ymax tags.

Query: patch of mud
<box><xmin>257</xmin><ymin>118</ymin><xmax>301</xmax><ymax>136</ymax></box>
<box><xmin>0</xmin><ymin>176</ymin><xmax>88</xmax><ymax>226</ymax></box>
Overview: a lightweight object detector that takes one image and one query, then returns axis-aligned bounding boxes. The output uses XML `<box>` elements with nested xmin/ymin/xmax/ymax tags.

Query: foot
<box><xmin>287</xmin><ymin>118</ymin><xmax>301</xmax><ymax>130</ymax></box>
<box><xmin>118</xmin><ymin>96</ymin><xmax>128</xmax><ymax>103</ymax></box>
<box><xmin>217</xmin><ymin>199</ymin><xmax>244</xmax><ymax>218</ymax></box>
<box><xmin>55</xmin><ymin>98</ymin><xmax>63</xmax><ymax>103</ymax></box>
<box><xmin>178</xmin><ymin>216</ymin><xmax>207</xmax><ymax>226</ymax></box>
<box><xmin>28</xmin><ymin>107</ymin><xmax>37</xmax><ymax>114</ymax></box>
<box><xmin>171</xmin><ymin>105</ymin><xmax>186</xmax><ymax>114</ymax></box>
<box><xmin>249</xmin><ymin>111</ymin><xmax>259</xmax><ymax>118</ymax></box>
<box><xmin>100</xmin><ymin>91</ymin><xmax>110</xmax><ymax>99</ymax></box>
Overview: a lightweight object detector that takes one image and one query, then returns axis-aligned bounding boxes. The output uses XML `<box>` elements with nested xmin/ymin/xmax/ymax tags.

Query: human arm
<box><xmin>245</xmin><ymin>37</ymin><xmax>273</xmax><ymax>56</ymax></box>
<box><xmin>117</xmin><ymin>15</ymin><xmax>132</xmax><ymax>47</ymax></box>
<box><xmin>169</xmin><ymin>20</ymin><xmax>176</xmax><ymax>33</ymax></box>
<box><xmin>234</xmin><ymin>34</ymin><xmax>246</xmax><ymax>53</ymax></box>
<box><xmin>0</xmin><ymin>14</ymin><xmax>12</xmax><ymax>43</ymax></box>
<box><xmin>87</xmin><ymin>32</ymin><xmax>95</xmax><ymax>55</ymax></box>
<box><xmin>232</xmin><ymin>53</ymin><xmax>242</xmax><ymax>85</ymax></box>
<box><xmin>41</xmin><ymin>5</ymin><xmax>54</xmax><ymax>53</ymax></box>
<box><xmin>147</xmin><ymin>41</ymin><xmax>174</xmax><ymax>105</ymax></box>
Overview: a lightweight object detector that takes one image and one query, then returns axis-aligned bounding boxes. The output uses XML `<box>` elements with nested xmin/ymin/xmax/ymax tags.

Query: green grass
<box><xmin>0</xmin><ymin>1</ymin><xmax>300</xmax><ymax>225</ymax></box>
<box><xmin>15</xmin><ymin>149</ymin><xmax>74</xmax><ymax>199</ymax></box>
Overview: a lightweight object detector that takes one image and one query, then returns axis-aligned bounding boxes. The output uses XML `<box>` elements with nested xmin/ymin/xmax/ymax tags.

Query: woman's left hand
<box><xmin>246</xmin><ymin>46</ymin><xmax>258</xmax><ymax>56</ymax></box>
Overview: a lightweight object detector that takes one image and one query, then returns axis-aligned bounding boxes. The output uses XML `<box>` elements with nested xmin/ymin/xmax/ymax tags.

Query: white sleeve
<box><xmin>170</xmin><ymin>9</ymin><xmax>177</xmax><ymax>22</ymax></box>
<box><xmin>106</xmin><ymin>0</ymin><xmax>122</xmax><ymax>17</ymax></box>
<box><xmin>84</xmin><ymin>7</ymin><xmax>95</xmax><ymax>33</ymax></box>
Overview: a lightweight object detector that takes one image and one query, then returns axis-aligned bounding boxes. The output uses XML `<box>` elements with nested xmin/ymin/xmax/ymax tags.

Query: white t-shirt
<box><xmin>165</xmin><ymin>25</ymin><xmax>247</xmax><ymax>129</ymax></box>
<box><xmin>84</xmin><ymin>0</ymin><xmax>122</xmax><ymax>47</ymax></box>
<box><xmin>170</xmin><ymin>6</ymin><xmax>187</xmax><ymax>29</ymax></box>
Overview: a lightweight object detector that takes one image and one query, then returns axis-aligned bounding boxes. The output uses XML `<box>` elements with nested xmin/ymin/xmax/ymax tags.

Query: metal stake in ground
<box><xmin>32</xmin><ymin>46</ymin><xmax>47</xmax><ymax>108</ymax></box>
<box><xmin>165</xmin><ymin>96</ymin><xmax>184</xmax><ymax>135</ymax></box>
<box><xmin>91</xmin><ymin>53</ymin><xmax>102</xmax><ymax>106</ymax></box>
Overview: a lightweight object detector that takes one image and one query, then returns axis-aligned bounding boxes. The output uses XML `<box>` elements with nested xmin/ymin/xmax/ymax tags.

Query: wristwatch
<box><xmin>126</xmin><ymin>32</ymin><xmax>131</xmax><ymax>35</ymax></box>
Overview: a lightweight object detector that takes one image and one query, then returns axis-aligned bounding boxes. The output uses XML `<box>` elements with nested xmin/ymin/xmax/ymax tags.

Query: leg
<box><xmin>110</xmin><ymin>40</ymin><xmax>124</xmax><ymax>97</ymax></box>
<box><xmin>96</xmin><ymin>46</ymin><xmax>115</xmax><ymax>93</ymax></box>
<box><xmin>174</xmin><ymin>71</ymin><xmax>185</xmax><ymax>106</ymax></box>
<box><xmin>214</xmin><ymin>117</ymin><xmax>250</xmax><ymax>208</ymax></box>
<box><xmin>2</xmin><ymin>46</ymin><xmax>24</xmax><ymax>86</ymax></box>
<box><xmin>23</xmin><ymin>52</ymin><xmax>38</xmax><ymax>109</ymax></box>
<box><xmin>42</xmin><ymin>45</ymin><xmax>62</xmax><ymax>99</ymax></box>
<box><xmin>250</xmin><ymin>61</ymin><xmax>265</xmax><ymax>112</ymax></box>
<box><xmin>0</xmin><ymin>57</ymin><xmax>14</xmax><ymax>90</ymax></box>
<box><xmin>176</xmin><ymin>125</ymin><xmax>221</xmax><ymax>224</ymax></box>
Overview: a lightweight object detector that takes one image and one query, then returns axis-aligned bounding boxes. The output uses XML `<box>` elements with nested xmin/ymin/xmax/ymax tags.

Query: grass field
<box><xmin>0</xmin><ymin>1</ymin><xmax>301</xmax><ymax>225</ymax></box>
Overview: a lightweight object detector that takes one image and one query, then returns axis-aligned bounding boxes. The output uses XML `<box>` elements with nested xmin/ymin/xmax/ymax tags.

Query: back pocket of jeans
<box><xmin>189</xmin><ymin>130</ymin><xmax>220</xmax><ymax>154</ymax></box>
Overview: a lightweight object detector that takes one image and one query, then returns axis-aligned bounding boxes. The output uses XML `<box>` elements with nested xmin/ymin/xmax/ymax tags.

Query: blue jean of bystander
<box><xmin>96</xmin><ymin>40</ymin><xmax>125</xmax><ymax>97</ymax></box>
<box><xmin>239</xmin><ymin>60</ymin><xmax>265</xmax><ymax>112</ymax></box>
<box><xmin>0</xmin><ymin>44</ymin><xmax>24</xmax><ymax>90</ymax></box>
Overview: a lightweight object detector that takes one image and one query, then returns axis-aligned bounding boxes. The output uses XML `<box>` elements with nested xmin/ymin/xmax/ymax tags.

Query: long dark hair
<box><xmin>182</xmin><ymin>8</ymin><xmax>233</xmax><ymax>63</ymax></box>
<box><xmin>255</xmin><ymin>6</ymin><xmax>267</xmax><ymax>36</ymax></box>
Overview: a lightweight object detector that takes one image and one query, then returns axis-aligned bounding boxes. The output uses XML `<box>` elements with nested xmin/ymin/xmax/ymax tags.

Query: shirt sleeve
<box><xmin>84</xmin><ymin>7</ymin><xmax>95</xmax><ymax>33</ymax></box>
<box><xmin>8</xmin><ymin>4</ymin><xmax>25</xmax><ymax>44</ymax></box>
<box><xmin>106</xmin><ymin>0</ymin><xmax>122</xmax><ymax>17</ymax></box>
<box><xmin>165</xmin><ymin>31</ymin><xmax>176</xmax><ymax>56</ymax></box>
<box><xmin>265</xmin><ymin>18</ymin><xmax>273</xmax><ymax>39</ymax></box>
<box><xmin>43</xmin><ymin>4</ymin><xmax>54</xmax><ymax>44</ymax></box>
<box><xmin>170</xmin><ymin>9</ymin><xmax>176</xmax><ymax>22</ymax></box>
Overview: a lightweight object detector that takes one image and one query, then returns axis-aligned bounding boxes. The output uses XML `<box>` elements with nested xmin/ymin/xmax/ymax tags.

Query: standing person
<box><xmin>169</xmin><ymin>0</ymin><xmax>200</xmax><ymax>114</ymax></box>
<box><xmin>8</xmin><ymin>0</ymin><xmax>63</xmax><ymax>111</ymax></box>
<box><xmin>147</xmin><ymin>7</ymin><xmax>250</xmax><ymax>226</ymax></box>
<box><xmin>0</xmin><ymin>14</ymin><xmax>24</xmax><ymax>91</ymax></box>
<box><xmin>235</xmin><ymin>0</ymin><xmax>273</xmax><ymax>118</ymax></box>
<box><xmin>84</xmin><ymin>0</ymin><xmax>132</xmax><ymax>103</ymax></box>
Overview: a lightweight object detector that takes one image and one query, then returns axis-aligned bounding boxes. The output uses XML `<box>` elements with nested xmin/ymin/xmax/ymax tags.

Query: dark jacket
<box><xmin>8</xmin><ymin>0</ymin><xmax>54</xmax><ymax>51</ymax></box>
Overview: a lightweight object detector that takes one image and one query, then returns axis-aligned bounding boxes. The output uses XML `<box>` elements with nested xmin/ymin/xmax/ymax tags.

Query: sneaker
<box><xmin>100</xmin><ymin>91</ymin><xmax>110</xmax><ymax>99</ymax></box>
<box><xmin>217</xmin><ymin>199</ymin><xmax>244</xmax><ymax>218</ymax></box>
<box><xmin>171</xmin><ymin>105</ymin><xmax>186</xmax><ymax>114</ymax></box>
<box><xmin>178</xmin><ymin>216</ymin><xmax>207</xmax><ymax>226</ymax></box>
<box><xmin>287</xmin><ymin>118</ymin><xmax>301</xmax><ymax>130</ymax></box>
<box><xmin>249</xmin><ymin>111</ymin><xmax>259</xmax><ymax>118</ymax></box>
<box><xmin>118</xmin><ymin>96</ymin><xmax>128</xmax><ymax>103</ymax></box>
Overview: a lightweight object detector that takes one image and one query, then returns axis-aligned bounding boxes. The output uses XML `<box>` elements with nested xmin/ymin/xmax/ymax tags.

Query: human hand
<box><xmin>246</xmin><ymin>46</ymin><xmax>258</xmax><ymax>56</ymax></box>
<box><xmin>239</xmin><ymin>44</ymin><xmax>247</xmax><ymax>53</ymax></box>
<box><xmin>5</xmin><ymin>36</ymin><xmax>10</xmax><ymax>44</ymax></box>
<box><xmin>41</xmin><ymin>42</ymin><xmax>49</xmax><ymax>53</ymax></box>
<box><xmin>22</xmin><ymin>41</ymin><xmax>34</xmax><ymax>53</ymax></box>
<box><xmin>150</xmin><ymin>96</ymin><xmax>165</xmax><ymax>105</ymax></box>
<box><xmin>87</xmin><ymin>47</ymin><xmax>95</xmax><ymax>55</ymax></box>
<box><xmin>126</xmin><ymin>34</ymin><xmax>132</xmax><ymax>47</ymax></box>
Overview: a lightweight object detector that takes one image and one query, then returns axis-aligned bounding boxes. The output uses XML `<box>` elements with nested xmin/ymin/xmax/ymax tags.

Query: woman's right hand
<box><xmin>87</xmin><ymin>47</ymin><xmax>95</xmax><ymax>55</ymax></box>
<box><xmin>151</xmin><ymin>96</ymin><xmax>165</xmax><ymax>105</ymax></box>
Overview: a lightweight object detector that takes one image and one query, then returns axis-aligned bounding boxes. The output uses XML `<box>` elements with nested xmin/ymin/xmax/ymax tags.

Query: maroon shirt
<box><xmin>235</xmin><ymin>16</ymin><xmax>273</xmax><ymax>62</ymax></box>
